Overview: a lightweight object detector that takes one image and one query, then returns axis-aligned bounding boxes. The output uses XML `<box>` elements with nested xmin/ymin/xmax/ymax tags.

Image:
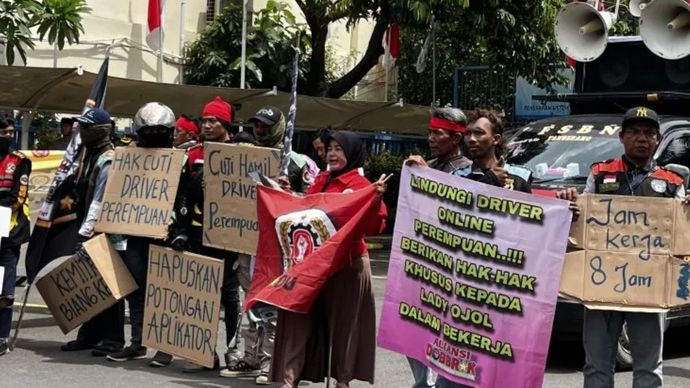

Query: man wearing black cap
<box><xmin>221</xmin><ymin>106</ymin><xmax>310</xmax><ymax>385</ymax></box>
<box><xmin>559</xmin><ymin>106</ymin><xmax>686</xmax><ymax>388</ymax></box>
<box><xmin>60</xmin><ymin>107</ymin><xmax>127</xmax><ymax>356</ymax></box>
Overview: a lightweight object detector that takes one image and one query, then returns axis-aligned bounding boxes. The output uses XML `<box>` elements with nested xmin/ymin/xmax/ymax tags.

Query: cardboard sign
<box><xmin>561</xmin><ymin>194</ymin><xmax>690</xmax><ymax>311</ymax></box>
<box><xmin>35</xmin><ymin>234</ymin><xmax>137</xmax><ymax>334</ymax></box>
<box><xmin>0</xmin><ymin>206</ymin><xmax>10</xmax><ymax>238</ymax></box>
<box><xmin>142</xmin><ymin>245</ymin><xmax>224</xmax><ymax>368</ymax></box>
<box><xmin>95</xmin><ymin>147</ymin><xmax>185</xmax><ymax>239</ymax></box>
<box><xmin>561</xmin><ymin>251</ymin><xmax>690</xmax><ymax>310</ymax></box>
<box><xmin>378</xmin><ymin>165</ymin><xmax>572</xmax><ymax>387</ymax></box>
<box><xmin>203</xmin><ymin>143</ymin><xmax>280</xmax><ymax>255</ymax></box>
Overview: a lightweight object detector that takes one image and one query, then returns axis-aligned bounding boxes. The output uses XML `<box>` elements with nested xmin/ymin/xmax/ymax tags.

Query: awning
<box><xmin>0</xmin><ymin>65</ymin><xmax>429</xmax><ymax>136</ymax></box>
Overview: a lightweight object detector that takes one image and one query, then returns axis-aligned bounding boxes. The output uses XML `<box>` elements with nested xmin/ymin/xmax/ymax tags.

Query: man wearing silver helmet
<box><xmin>107</xmin><ymin>102</ymin><xmax>180</xmax><ymax>362</ymax></box>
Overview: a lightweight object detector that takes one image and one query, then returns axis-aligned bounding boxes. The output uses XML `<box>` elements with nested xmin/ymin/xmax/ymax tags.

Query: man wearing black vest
<box><xmin>559</xmin><ymin>106</ymin><xmax>687</xmax><ymax>388</ymax></box>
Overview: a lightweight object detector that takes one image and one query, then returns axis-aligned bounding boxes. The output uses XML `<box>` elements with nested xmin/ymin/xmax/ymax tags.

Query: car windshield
<box><xmin>505</xmin><ymin>118</ymin><xmax>624</xmax><ymax>183</ymax></box>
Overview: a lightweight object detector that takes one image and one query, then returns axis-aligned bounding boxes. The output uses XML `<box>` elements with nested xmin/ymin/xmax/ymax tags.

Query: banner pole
<box><xmin>10</xmin><ymin>283</ymin><xmax>32</xmax><ymax>350</ymax></box>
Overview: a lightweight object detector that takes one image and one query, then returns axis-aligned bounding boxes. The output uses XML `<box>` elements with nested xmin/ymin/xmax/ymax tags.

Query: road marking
<box><xmin>372</xmin><ymin>275</ymin><xmax>388</xmax><ymax>280</ymax></box>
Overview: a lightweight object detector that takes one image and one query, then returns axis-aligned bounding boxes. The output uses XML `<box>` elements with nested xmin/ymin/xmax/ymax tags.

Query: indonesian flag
<box><xmin>245</xmin><ymin>185</ymin><xmax>382</xmax><ymax>313</ymax></box>
<box><xmin>384</xmin><ymin>20</ymin><xmax>400</xmax><ymax>59</ymax></box>
<box><xmin>146</xmin><ymin>0</ymin><xmax>165</xmax><ymax>51</ymax></box>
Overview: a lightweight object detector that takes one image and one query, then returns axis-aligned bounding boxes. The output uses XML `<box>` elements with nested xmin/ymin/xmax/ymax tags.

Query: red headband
<box><xmin>429</xmin><ymin>117</ymin><xmax>466</xmax><ymax>133</ymax></box>
<box><xmin>176</xmin><ymin>117</ymin><xmax>199</xmax><ymax>134</ymax></box>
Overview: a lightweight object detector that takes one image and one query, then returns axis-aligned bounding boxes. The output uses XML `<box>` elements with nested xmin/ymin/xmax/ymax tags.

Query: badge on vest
<box><xmin>651</xmin><ymin>179</ymin><xmax>667</xmax><ymax>193</ymax></box>
<box><xmin>598</xmin><ymin>182</ymin><xmax>620</xmax><ymax>192</ymax></box>
<box><xmin>599</xmin><ymin>175</ymin><xmax>619</xmax><ymax>192</ymax></box>
<box><xmin>5</xmin><ymin>163</ymin><xmax>15</xmax><ymax>174</ymax></box>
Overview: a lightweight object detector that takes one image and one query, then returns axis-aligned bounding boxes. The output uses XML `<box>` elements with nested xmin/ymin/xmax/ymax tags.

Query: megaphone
<box><xmin>630</xmin><ymin>0</ymin><xmax>653</xmax><ymax>17</ymax></box>
<box><xmin>640</xmin><ymin>0</ymin><xmax>690</xmax><ymax>59</ymax></box>
<box><xmin>555</xmin><ymin>2</ymin><xmax>616</xmax><ymax>62</ymax></box>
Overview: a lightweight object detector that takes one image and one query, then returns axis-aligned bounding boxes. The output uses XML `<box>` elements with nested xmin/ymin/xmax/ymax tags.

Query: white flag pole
<box><xmin>158</xmin><ymin>3</ymin><xmax>164</xmax><ymax>82</ymax></box>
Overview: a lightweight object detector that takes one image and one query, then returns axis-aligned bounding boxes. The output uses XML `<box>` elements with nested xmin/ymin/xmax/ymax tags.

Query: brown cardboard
<box><xmin>83</xmin><ymin>234</ymin><xmax>138</xmax><ymax>299</ymax></box>
<box><xmin>673</xmin><ymin>202</ymin><xmax>690</xmax><ymax>256</ymax></box>
<box><xmin>569</xmin><ymin>194</ymin><xmax>680</xmax><ymax>256</ymax></box>
<box><xmin>142</xmin><ymin>245</ymin><xmax>224</xmax><ymax>368</ymax></box>
<box><xmin>35</xmin><ymin>237</ymin><xmax>137</xmax><ymax>334</ymax></box>
<box><xmin>95</xmin><ymin>147</ymin><xmax>185</xmax><ymax>239</ymax></box>
<box><xmin>559</xmin><ymin>250</ymin><xmax>690</xmax><ymax>311</ymax></box>
<box><xmin>203</xmin><ymin>143</ymin><xmax>280</xmax><ymax>255</ymax></box>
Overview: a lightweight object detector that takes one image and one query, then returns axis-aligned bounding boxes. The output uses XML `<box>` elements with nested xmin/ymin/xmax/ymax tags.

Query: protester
<box><xmin>221</xmin><ymin>106</ymin><xmax>312</xmax><ymax>385</ymax></box>
<box><xmin>0</xmin><ymin>119</ymin><xmax>31</xmax><ymax>356</ymax></box>
<box><xmin>60</xmin><ymin>108</ymin><xmax>127</xmax><ymax>356</ymax></box>
<box><xmin>464</xmin><ymin>108</ymin><xmax>530</xmax><ymax>192</ymax></box>
<box><xmin>270</xmin><ymin>130</ymin><xmax>388</xmax><ymax>388</ymax></box>
<box><xmin>312</xmin><ymin>127</ymin><xmax>330</xmax><ymax>166</ymax></box>
<box><xmin>174</xmin><ymin>114</ymin><xmax>200</xmax><ymax>149</ymax></box>
<box><xmin>53</xmin><ymin>117</ymin><xmax>75</xmax><ymax>150</ymax></box>
<box><xmin>112</xmin><ymin>128</ymin><xmax>137</xmax><ymax>148</ymax></box>
<box><xmin>106</xmin><ymin>102</ymin><xmax>179</xmax><ymax>363</ymax></box>
<box><xmin>404</xmin><ymin>107</ymin><xmax>517</xmax><ymax>387</ymax></box>
<box><xmin>169</xmin><ymin>96</ymin><xmax>241</xmax><ymax>372</ymax></box>
<box><xmin>558</xmin><ymin>106</ymin><xmax>687</xmax><ymax>388</ymax></box>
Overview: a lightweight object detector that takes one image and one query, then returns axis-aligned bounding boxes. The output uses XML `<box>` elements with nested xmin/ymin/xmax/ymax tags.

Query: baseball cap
<box><xmin>622</xmin><ymin>106</ymin><xmax>660</xmax><ymax>131</ymax></box>
<box><xmin>248</xmin><ymin>106</ymin><xmax>282</xmax><ymax>126</ymax></box>
<box><xmin>76</xmin><ymin>108</ymin><xmax>112</xmax><ymax>125</ymax></box>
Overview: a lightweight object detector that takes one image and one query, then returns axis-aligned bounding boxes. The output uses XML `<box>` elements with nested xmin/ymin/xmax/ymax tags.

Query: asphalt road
<box><xmin>6</xmin><ymin>243</ymin><xmax>690</xmax><ymax>387</ymax></box>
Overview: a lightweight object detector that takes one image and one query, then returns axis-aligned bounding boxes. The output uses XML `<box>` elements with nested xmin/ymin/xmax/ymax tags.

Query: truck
<box><xmin>504</xmin><ymin>36</ymin><xmax>690</xmax><ymax>369</ymax></box>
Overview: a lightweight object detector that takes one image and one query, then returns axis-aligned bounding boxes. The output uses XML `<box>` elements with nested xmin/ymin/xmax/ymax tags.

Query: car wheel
<box><xmin>616</xmin><ymin>322</ymin><xmax>633</xmax><ymax>370</ymax></box>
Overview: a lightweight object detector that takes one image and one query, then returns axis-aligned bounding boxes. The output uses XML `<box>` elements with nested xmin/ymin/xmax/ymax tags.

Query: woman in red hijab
<box><xmin>272</xmin><ymin>131</ymin><xmax>389</xmax><ymax>388</ymax></box>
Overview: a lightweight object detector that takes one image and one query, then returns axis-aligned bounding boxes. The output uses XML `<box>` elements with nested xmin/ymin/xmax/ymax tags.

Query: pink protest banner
<box><xmin>378</xmin><ymin>165</ymin><xmax>571</xmax><ymax>387</ymax></box>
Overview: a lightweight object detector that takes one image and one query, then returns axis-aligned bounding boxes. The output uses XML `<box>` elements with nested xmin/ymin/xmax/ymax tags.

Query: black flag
<box><xmin>24</xmin><ymin>55</ymin><xmax>110</xmax><ymax>283</ymax></box>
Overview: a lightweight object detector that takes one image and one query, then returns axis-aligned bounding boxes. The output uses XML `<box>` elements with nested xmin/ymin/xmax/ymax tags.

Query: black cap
<box><xmin>248</xmin><ymin>106</ymin><xmax>282</xmax><ymax>126</ymax></box>
<box><xmin>622</xmin><ymin>106</ymin><xmax>660</xmax><ymax>131</ymax></box>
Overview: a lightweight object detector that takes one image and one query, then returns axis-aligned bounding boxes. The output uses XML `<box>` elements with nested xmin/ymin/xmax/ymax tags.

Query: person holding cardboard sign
<box><xmin>0</xmin><ymin>118</ymin><xmax>31</xmax><ymax>356</ymax></box>
<box><xmin>60</xmin><ymin>108</ymin><xmax>127</xmax><ymax>356</ymax></box>
<box><xmin>169</xmin><ymin>96</ymin><xmax>242</xmax><ymax>372</ymax></box>
<box><xmin>558</xmin><ymin>106</ymin><xmax>687</xmax><ymax>388</ymax></box>
<box><xmin>106</xmin><ymin>102</ymin><xmax>182</xmax><ymax>363</ymax></box>
<box><xmin>221</xmin><ymin>106</ymin><xmax>312</xmax><ymax>385</ymax></box>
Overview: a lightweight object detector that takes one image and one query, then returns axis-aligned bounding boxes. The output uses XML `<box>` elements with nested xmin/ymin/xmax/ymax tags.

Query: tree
<box><xmin>0</xmin><ymin>0</ymin><xmax>90</xmax><ymax>65</ymax></box>
<box><xmin>398</xmin><ymin>1</ymin><xmax>639</xmax><ymax>108</ymax></box>
<box><xmin>187</xmin><ymin>1</ymin><xmax>634</xmax><ymax>100</ymax></box>
<box><xmin>184</xmin><ymin>1</ymin><xmax>313</xmax><ymax>90</ymax></box>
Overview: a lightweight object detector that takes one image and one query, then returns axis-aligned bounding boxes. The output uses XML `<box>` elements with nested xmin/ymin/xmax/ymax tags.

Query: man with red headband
<box><xmin>405</xmin><ymin>107</ymin><xmax>508</xmax><ymax>388</ymax></box>
<box><xmin>173</xmin><ymin>114</ymin><xmax>200</xmax><ymax>149</ymax></box>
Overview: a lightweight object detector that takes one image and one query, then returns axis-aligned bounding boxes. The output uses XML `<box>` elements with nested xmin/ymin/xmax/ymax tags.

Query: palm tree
<box><xmin>0</xmin><ymin>0</ymin><xmax>90</xmax><ymax>65</ymax></box>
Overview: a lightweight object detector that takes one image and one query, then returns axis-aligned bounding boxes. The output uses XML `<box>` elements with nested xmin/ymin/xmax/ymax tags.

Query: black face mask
<box><xmin>0</xmin><ymin>137</ymin><xmax>10</xmax><ymax>155</ymax></box>
<box><xmin>138</xmin><ymin>132</ymin><xmax>172</xmax><ymax>148</ymax></box>
<box><xmin>81</xmin><ymin>125</ymin><xmax>111</xmax><ymax>149</ymax></box>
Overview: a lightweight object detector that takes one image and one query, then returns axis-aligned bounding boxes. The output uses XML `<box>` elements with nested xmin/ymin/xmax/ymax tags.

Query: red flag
<box><xmin>385</xmin><ymin>21</ymin><xmax>400</xmax><ymax>59</ymax></box>
<box><xmin>146</xmin><ymin>0</ymin><xmax>165</xmax><ymax>51</ymax></box>
<box><xmin>245</xmin><ymin>185</ymin><xmax>381</xmax><ymax>313</ymax></box>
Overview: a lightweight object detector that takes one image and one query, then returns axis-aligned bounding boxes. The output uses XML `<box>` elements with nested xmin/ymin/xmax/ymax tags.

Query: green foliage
<box><xmin>31</xmin><ymin>111</ymin><xmax>59</xmax><ymax>150</ymax></box>
<box><xmin>365</xmin><ymin>151</ymin><xmax>406</xmax><ymax>230</ymax></box>
<box><xmin>0</xmin><ymin>0</ymin><xmax>89</xmax><ymax>65</ymax></box>
<box><xmin>184</xmin><ymin>1</ymin><xmax>312</xmax><ymax>90</ymax></box>
<box><xmin>398</xmin><ymin>0</ymin><xmax>639</xmax><ymax>107</ymax></box>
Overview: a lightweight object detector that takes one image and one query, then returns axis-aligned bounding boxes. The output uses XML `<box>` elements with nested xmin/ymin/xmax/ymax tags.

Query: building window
<box><xmin>206</xmin><ymin>0</ymin><xmax>215</xmax><ymax>22</ymax></box>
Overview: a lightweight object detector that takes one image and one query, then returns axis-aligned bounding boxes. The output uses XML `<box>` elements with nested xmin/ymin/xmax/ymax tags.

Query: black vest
<box><xmin>592</xmin><ymin>157</ymin><xmax>683</xmax><ymax>198</ymax></box>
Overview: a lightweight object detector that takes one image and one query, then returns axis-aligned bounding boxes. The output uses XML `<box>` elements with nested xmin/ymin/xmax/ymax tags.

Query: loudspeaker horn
<box><xmin>555</xmin><ymin>2</ymin><xmax>616</xmax><ymax>62</ymax></box>
<box><xmin>640</xmin><ymin>0</ymin><xmax>690</xmax><ymax>59</ymax></box>
<box><xmin>630</xmin><ymin>0</ymin><xmax>653</xmax><ymax>17</ymax></box>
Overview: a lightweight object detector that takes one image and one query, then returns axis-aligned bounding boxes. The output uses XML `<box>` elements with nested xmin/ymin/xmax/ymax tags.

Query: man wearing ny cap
<box><xmin>60</xmin><ymin>107</ymin><xmax>127</xmax><ymax>356</ymax></box>
<box><xmin>558</xmin><ymin>106</ymin><xmax>687</xmax><ymax>388</ymax></box>
<box><xmin>221</xmin><ymin>105</ymin><xmax>313</xmax><ymax>385</ymax></box>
